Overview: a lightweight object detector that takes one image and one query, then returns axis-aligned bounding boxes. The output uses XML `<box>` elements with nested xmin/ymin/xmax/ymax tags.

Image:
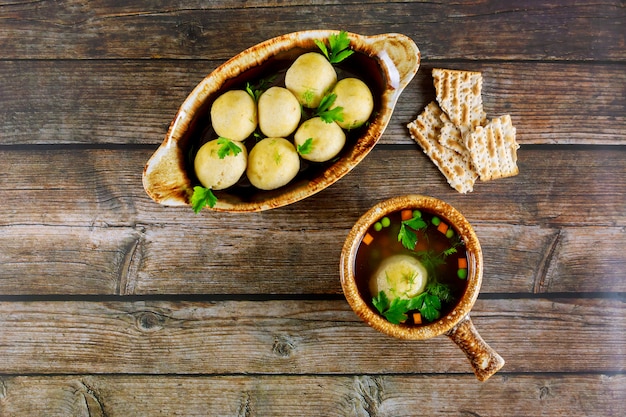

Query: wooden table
<box><xmin>1</xmin><ymin>1</ymin><xmax>624</xmax><ymax>415</ymax></box>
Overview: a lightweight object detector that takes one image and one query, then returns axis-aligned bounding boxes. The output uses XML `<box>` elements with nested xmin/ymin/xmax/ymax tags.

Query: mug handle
<box><xmin>446</xmin><ymin>314</ymin><xmax>505</xmax><ymax>381</ymax></box>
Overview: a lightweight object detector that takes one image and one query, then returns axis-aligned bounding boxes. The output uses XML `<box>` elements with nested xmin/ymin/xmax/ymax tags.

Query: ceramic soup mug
<box><xmin>340</xmin><ymin>195</ymin><xmax>504</xmax><ymax>381</ymax></box>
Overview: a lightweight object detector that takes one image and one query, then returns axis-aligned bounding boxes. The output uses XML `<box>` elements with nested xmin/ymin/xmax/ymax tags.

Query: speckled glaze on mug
<box><xmin>340</xmin><ymin>195</ymin><xmax>504</xmax><ymax>381</ymax></box>
<box><xmin>143</xmin><ymin>30</ymin><xmax>420</xmax><ymax>212</ymax></box>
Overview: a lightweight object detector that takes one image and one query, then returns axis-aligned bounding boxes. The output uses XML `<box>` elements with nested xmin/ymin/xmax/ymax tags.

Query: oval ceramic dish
<box><xmin>143</xmin><ymin>30</ymin><xmax>420</xmax><ymax>212</ymax></box>
<box><xmin>340</xmin><ymin>195</ymin><xmax>505</xmax><ymax>381</ymax></box>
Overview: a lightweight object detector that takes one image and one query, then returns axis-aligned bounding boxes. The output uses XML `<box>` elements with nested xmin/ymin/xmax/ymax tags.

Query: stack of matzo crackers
<box><xmin>407</xmin><ymin>68</ymin><xmax>519</xmax><ymax>193</ymax></box>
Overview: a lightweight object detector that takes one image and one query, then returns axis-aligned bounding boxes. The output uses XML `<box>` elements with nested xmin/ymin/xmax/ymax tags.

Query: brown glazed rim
<box><xmin>142</xmin><ymin>30</ymin><xmax>420</xmax><ymax>212</ymax></box>
<box><xmin>340</xmin><ymin>195</ymin><xmax>483</xmax><ymax>340</ymax></box>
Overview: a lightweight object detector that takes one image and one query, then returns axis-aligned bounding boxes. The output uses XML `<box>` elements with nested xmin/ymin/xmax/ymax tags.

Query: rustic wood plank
<box><xmin>0</xmin><ymin>1</ymin><xmax>623</xmax><ymax>60</ymax></box>
<box><xmin>1</xmin><ymin>223</ymin><xmax>624</xmax><ymax>295</ymax></box>
<box><xmin>1</xmin><ymin>147</ymin><xmax>624</xmax><ymax>227</ymax></box>
<box><xmin>1</xmin><ymin>2</ymin><xmax>622</xmax><ymax>415</ymax></box>
<box><xmin>0</xmin><ymin>225</ymin><xmax>139</xmax><ymax>295</ymax></box>
<box><xmin>400</xmin><ymin>61</ymin><xmax>626</xmax><ymax>145</ymax></box>
<box><xmin>115</xmin><ymin>223</ymin><xmax>626</xmax><ymax>295</ymax></box>
<box><xmin>0</xmin><ymin>60</ymin><xmax>624</xmax><ymax>145</ymax></box>
<box><xmin>0</xmin><ymin>374</ymin><xmax>623</xmax><ymax>417</ymax></box>
<box><xmin>0</xmin><ymin>146</ymin><xmax>624</xmax><ymax>295</ymax></box>
<box><xmin>0</xmin><ymin>298</ymin><xmax>623</xmax><ymax>375</ymax></box>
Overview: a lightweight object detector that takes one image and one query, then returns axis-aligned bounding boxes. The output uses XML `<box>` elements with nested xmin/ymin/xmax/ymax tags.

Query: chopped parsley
<box><xmin>371</xmin><ymin>210</ymin><xmax>465</xmax><ymax>324</ymax></box>
<box><xmin>301</xmin><ymin>89</ymin><xmax>316</xmax><ymax>107</ymax></box>
<box><xmin>245</xmin><ymin>75</ymin><xmax>277</xmax><ymax>101</ymax></box>
<box><xmin>273</xmin><ymin>150</ymin><xmax>282</xmax><ymax>165</ymax></box>
<box><xmin>373</xmin><ymin>282</ymin><xmax>453</xmax><ymax>324</ymax></box>
<box><xmin>398</xmin><ymin>213</ymin><xmax>428</xmax><ymax>250</ymax></box>
<box><xmin>216</xmin><ymin>137</ymin><xmax>242</xmax><ymax>159</ymax></box>
<box><xmin>315</xmin><ymin>93</ymin><xmax>344</xmax><ymax>124</ymax></box>
<box><xmin>297</xmin><ymin>138</ymin><xmax>314</xmax><ymax>155</ymax></box>
<box><xmin>314</xmin><ymin>30</ymin><xmax>354</xmax><ymax>64</ymax></box>
<box><xmin>190</xmin><ymin>186</ymin><xmax>218</xmax><ymax>213</ymax></box>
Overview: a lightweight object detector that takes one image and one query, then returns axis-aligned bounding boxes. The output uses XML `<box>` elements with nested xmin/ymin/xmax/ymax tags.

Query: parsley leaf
<box><xmin>404</xmin><ymin>217</ymin><xmax>427</xmax><ymax>231</ymax></box>
<box><xmin>417</xmin><ymin>293</ymin><xmax>442</xmax><ymax>322</ymax></box>
<box><xmin>406</xmin><ymin>293</ymin><xmax>426</xmax><ymax>311</ymax></box>
<box><xmin>413</xmin><ymin>284</ymin><xmax>452</xmax><ymax>322</ymax></box>
<box><xmin>245</xmin><ymin>75</ymin><xmax>277</xmax><ymax>101</ymax></box>
<box><xmin>372</xmin><ymin>283</ymin><xmax>455</xmax><ymax>325</ymax></box>
<box><xmin>372</xmin><ymin>290</ymin><xmax>390</xmax><ymax>314</ymax></box>
<box><xmin>190</xmin><ymin>186</ymin><xmax>218</xmax><ymax>213</ymax></box>
<box><xmin>313</xmin><ymin>39</ymin><xmax>328</xmax><ymax>61</ymax></box>
<box><xmin>373</xmin><ymin>291</ymin><xmax>409</xmax><ymax>324</ymax></box>
<box><xmin>372</xmin><ymin>291</ymin><xmax>419</xmax><ymax>325</ymax></box>
<box><xmin>398</xmin><ymin>223</ymin><xmax>417</xmax><ymax>250</ymax></box>
<box><xmin>315</xmin><ymin>31</ymin><xmax>354</xmax><ymax>64</ymax></box>
<box><xmin>315</xmin><ymin>93</ymin><xmax>344</xmax><ymax>123</ymax></box>
<box><xmin>427</xmin><ymin>282</ymin><xmax>454</xmax><ymax>304</ymax></box>
<box><xmin>384</xmin><ymin>297</ymin><xmax>412</xmax><ymax>324</ymax></box>
<box><xmin>397</xmin><ymin>213</ymin><xmax>428</xmax><ymax>250</ymax></box>
<box><xmin>216</xmin><ymin>137</ymin><xmax>242</xmax><ymax>159</ymax></box>
<box><xmin>297</xmin><ymin>138</ymin><xmax>314</xmax><ymax>155</ymax></box>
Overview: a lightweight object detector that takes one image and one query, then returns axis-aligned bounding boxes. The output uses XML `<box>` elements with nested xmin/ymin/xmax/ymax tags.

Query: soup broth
<box><xmin>354</xmin><ymin>209</ymin><xmax>470</xmax><ymax>326</ymax></box>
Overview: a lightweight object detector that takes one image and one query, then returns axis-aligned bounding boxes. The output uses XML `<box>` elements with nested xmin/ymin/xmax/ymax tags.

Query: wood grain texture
<box><xmin>0</xmin><ymin>1</ymin><xmax>623</xmax><ymax>60</ymax></box>
<box><xmin>1</xmin><ymin>374</ymin><xmax>624</xmax><ymax>417</ymax></box>
<box><xmin>1</xmin><ymin>223</ymin><xmax>624</xmax><ymax>295</ymax></box>
<box><xmin>1</xmin><ymin>147</ymin><xmax>624</xmax><ymax>227</ymax></box>
<box><xmin>1</xmin><ymin>60</ymin><xmax>624</xmax><ymax>145</ymax></box>
<box><xmin>0</xmin><ymin>298</ymin><xmax>623</xmax><ymax>375</ymax></box>
<box><xmin>0</xmin><ymin>146</ymin><xmax>624</xmax><ymax>295</ymax></box>
<box><xmin>1</xmin><ymin>0</ymin><xmax>624</xmax><ymax>413</ymax></box>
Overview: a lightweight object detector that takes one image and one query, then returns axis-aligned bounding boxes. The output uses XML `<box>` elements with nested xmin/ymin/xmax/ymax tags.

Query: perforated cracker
<box><xmin>432</xmin><ymin>68</ymin><xmax>487</xmax><ymax>132</ymax></box>
<box><xmin>407</xmin><ymin>102</ymin><xmax>478</xmax><ymax>193</ymax></box>
<box><xmin>464</xmin><ymin>114</ymin><xmax>519</xmax><ymax>181</ymax></box>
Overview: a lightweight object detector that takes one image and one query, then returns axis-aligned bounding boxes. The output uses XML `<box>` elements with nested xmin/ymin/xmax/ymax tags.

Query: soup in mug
<box><xmin>354</xmin><ymin>209</ymin><xmax>470</xmax><ymax>326</ymax></box>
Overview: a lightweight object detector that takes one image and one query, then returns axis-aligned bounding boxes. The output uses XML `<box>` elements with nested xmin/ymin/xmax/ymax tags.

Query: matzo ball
<box><xmin>258</xmin><ymin>87</ymin><xmax>301</xmax><ymax>138</ymax></box>
<box><xmin>285</xmin><ymin>52</ymin><xmax>337</xmax><ymax>108</ymax></box>
<box><xmin>210</xmin><ymin>90</ymin><xmax>257</xmax><ymax>141</ymax></box>
<box><xmin>294</xmin><ymin>117</ymin><xmax>346</xmax><ymax>162</ymax></box>
<box><xmin>194</xmin><ymin>139</ymin><xmax>247</xmax><ymax>190</ymax></box>
<box><xmin>246</xmin><ymin>138</ymin><xmax>300</xmax><ymax>190</ymax></box>
<box><xmin>330</xmin><ymin>77</ymin><xmax>374</xmax><ymax>129</ymax></box>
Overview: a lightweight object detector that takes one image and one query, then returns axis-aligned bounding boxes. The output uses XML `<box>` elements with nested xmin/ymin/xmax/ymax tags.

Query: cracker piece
<box><xmin>464</xmin><ymin>114</ymin><xmax>519</xmax><ymax>181</ymax></box>
<box><xmin>407</xmin><ymin>102</ymin><xmax>478</xmax><ymax>193</ymax></box>
<box><xmin>432</xmin><ymin>68</ymin><xmax>486</xmax><ymax>131</ymax></box>
<box><xmin>437</xmin><ymin>111</ymin><xmax>468</xmax><ymax>155</ymax></box>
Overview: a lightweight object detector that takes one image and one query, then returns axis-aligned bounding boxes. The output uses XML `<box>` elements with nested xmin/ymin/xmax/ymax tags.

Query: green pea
<box><xmin>374</xmin><ymin>222</ymin><xmax>382</xmax><ymax>232</ymax></box>
<box><xmin>431</xmin><ymin>216</ymin><xmax>441</xmax><ymax>226</ymax></box>
<box><xmin>413</xmin><ymin>210</ymin><xmax>422</xmax><ymax>218</ymax></box>
<box><xmin>446</xmin><ymin>228</ymin><xmax>454</xmax><ymax>238</ymax></box>
<box><xmin>381</xmin><ymin>217</ymin><xmax>391</xmax><ymax>228</ymax></box>
<box><xmin>457</xmin><ymin>268</ymin><xmax>468</xmax><ymax>279</ymax></box>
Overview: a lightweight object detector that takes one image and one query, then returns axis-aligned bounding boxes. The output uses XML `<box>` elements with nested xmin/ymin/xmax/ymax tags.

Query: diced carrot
<box><xmin>458</xmin><ymin>257</ymin><xmax>468</xmax><ymax>269</ymax></box>
<box><xmin>437</xmin><ymin>222</ymin><xmax>449</xmax><ymax>234</ymax></box>
<box><xmin>362</xmin><ymin>232</ymin><xmax>374</xmax><ymax>245</ymax></box>
<box><xmin>401</xmin><ymin>209</ymin><xmax>413</xmax><ymax>221</ymax></box>
<box><xmin>413</xmin><ymin>312</ymin><xmax>422</xmax><ymax>324</ymax></box>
